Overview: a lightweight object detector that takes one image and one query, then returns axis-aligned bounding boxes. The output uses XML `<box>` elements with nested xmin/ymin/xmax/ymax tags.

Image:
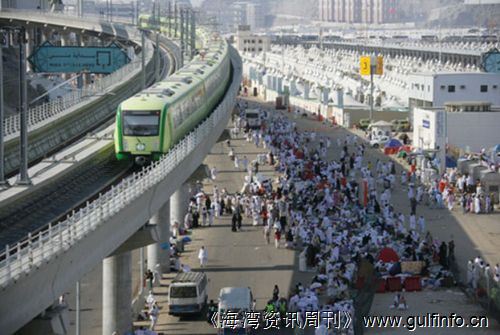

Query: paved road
<box><xmin>64</xmin><ymin>95</ymin><xmax>500</xmax><ymax>335</ymax></box>
<box><xmin>135</xmin><ymin>116</ymin><xmax>316</xmax><ymax>334</ymax></box>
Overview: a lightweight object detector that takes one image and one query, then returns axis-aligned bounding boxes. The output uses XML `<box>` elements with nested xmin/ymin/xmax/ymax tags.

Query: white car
<box><xmin>369</xmin><ymin>136</ymin><xmax>390</xmax><ymax>148</ymax></box>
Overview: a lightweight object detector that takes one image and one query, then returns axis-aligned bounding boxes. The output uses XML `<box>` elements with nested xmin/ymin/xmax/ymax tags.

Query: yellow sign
<box><xmin>360</xmin><ymin>56</ymin><xmax>371</xmax><ymax>75</ymax></box>
<box><xmin>376</xmin><ymin>56</ymin><xmax>384</xmax><ymax>75</ymax></box>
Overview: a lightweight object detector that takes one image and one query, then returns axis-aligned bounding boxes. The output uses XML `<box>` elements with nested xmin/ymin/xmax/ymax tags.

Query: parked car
<box><xmin>391</xmin><ymin>119</ymin><xmax>410</xmax><ymax>132</ymax></box>
<box><xmin>369</xmin><ymin>136</ymin><xmax>390</xmax><ymax>148</ymax></box>
<box><xmin>358</xmin><ymin>118</ymin><xmax>371</xmax><ymax>130</ymax></box>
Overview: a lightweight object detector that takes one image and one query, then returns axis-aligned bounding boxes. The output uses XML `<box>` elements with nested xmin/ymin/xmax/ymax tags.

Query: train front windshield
<box><xmin>122</xmin><ymin>110</ymin><xmax>160</xmax><ymax>136</ymax></box>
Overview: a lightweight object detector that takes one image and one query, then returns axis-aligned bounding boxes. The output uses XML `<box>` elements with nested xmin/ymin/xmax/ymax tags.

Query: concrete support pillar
<box><xmin>147</xmin><ymin>201</ymin><xmax>170</xmax><ymax>274</ymax></box>
<box><xmin>171</xmin><ymin>183</ymin><xmax>190</xmax><ymax>231</ymax></box>
<box><xmin>102</xmin><ymin>252</ymin><xmax>132</xmax><ymax>335</ymax></box>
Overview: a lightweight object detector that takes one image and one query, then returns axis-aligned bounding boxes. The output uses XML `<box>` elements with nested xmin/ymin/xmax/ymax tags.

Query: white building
<box><xmin>413</xmin><ymin>101</ymin><xmax>500</xmax><ymax>157</ymax></box>
<box><xmin>246</xmin><ymin>3</ymin><xmax>264</xmax><ymax>30</ymax></box>
<box><xmin>408</xmin><ymin>72</ymin><xmax>500</xmax><ymax>110</ymax></box>
<box><xmin>235</xmin><ymin>25</ymin><xmax>271</xmax><ymax>53</ymax></box>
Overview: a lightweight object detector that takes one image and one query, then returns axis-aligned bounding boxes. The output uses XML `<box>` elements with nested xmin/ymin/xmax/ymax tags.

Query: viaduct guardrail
<box><xmin>0</xmin><ymin>46</ymin><xmax>241</xmax><ymax>335</ymax></box>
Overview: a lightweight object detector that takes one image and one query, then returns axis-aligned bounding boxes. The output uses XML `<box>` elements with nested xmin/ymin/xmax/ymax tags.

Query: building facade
<box><xmin>413</xmin><ymin>102</ymin><xmax>500</xmax><ymax>154</ymax></box>
<box><xmin>408</xmin><ymin>72</ymin><xmax>500</xmax><ymax>111</ymax></box>
<box><xmin>319</xmin><ymin>0</ymin><xmax>399</xmax><ymax>23</ymax></box>
<box><xmin>235</xmin><ymin>25</ymin><xmax>271</xmax><ymax>53</ymax></box>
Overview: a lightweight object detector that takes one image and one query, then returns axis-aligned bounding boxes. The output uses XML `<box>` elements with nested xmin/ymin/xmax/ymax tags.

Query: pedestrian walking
<box><xmin>198</xmin><ymin>246</ymin><xmax>208</xmax><ymax>268</ymax></box>
<box><xmin>273</xmin><ymin>220</ymin><xmax>282</xmax><ymax>248</ymax></box>
<box><xmin>208</xmin><ymin>207</ymin><xmax>214</xmax><ymax>226</ymax></box>
<box><xmin>418</xmin><ymin>216</ymin><xmax>425</xmax><ymax>233</ymax></box>
<box><xmin>242</xmin><ymin>156</ymin><xmax>249</xmax><ymax>172</ymax></box>
<box><xmin>149</xmin><ymin>302</ymin><xmax>159</xmax><ymax>330</ymax></box>
<box><xmin>211</xmin><ymin>166</ymin><xmax>218</xmax><ymax>181</ymax></box>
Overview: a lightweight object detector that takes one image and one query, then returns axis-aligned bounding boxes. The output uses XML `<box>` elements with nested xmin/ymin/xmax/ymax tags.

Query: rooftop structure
<box><xmin>235</xmin><ymin>25</ymin><xmax>271</xmax><ymax>53</ymax></box>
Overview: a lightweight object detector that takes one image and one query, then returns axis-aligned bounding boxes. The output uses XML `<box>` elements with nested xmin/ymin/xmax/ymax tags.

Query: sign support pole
<box><xmin>17</xmin><ymin>27</ymin><xmax>31</xmax><ymax>185</ymax></box>
<box><xmin>369</xmin><ymin>64</ymin><xmax>374</xmax><ymax>121</ymax></box>
<box><xmin>0</xmin><ymin>45</ymin><xmax>8</xmax><ymax>187</ymax></box>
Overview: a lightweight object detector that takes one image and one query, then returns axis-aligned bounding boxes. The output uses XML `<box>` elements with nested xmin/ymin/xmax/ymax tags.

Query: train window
<box><xmin>480</xmin><ymin>85</ymin><xmax>488</xmax><ymax>93</ymax></box>
<box><xmin>122</xmin><ymin>110</ymin><xmax>160</xmax><ymax>136</ymax></box>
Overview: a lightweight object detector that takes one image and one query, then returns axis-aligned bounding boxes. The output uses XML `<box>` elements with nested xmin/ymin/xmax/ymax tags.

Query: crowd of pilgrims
<box><xmin>175</xmin><ymin>99</ymin><xmax>463</xmax><ymax>332</ymax></box>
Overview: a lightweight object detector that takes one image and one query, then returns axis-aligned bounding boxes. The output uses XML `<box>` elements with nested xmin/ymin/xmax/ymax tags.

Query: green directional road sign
<box><xmin>28</xmin><ymin>41</ymin><xmax>130</xmax><ymax>74</ymax></box>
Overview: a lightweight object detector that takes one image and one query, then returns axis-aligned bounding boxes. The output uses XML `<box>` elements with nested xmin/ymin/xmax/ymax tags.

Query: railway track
<box><xmin>0</xmin><ymin>39</ymin><xmax>174</xmax><ymax>251</ymax></box>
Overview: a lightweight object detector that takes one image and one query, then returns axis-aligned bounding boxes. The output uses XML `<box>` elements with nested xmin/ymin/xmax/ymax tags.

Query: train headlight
<box><xmin>136</xmin><ymin>143</ymin><xmax>146</xmax><ymax>151</ymax></box>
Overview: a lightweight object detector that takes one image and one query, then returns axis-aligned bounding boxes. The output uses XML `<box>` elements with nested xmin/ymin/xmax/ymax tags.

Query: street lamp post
<box><xmin>0</xmin><ymin>31</ymin><xmax>8</xmax><ymax>187</ymax></box>
<box><xmin>369</xmin><ymin>62</ymin><xmax>375</xmax><ymax>121</ymax></box>
<box><xmin>17</xmin><ymin>27</ymin><xmax>31</xmax><ymax>185</ymax></box>
<box><xmin>141</xmin><ymin>29</ymin><xmax>146</xmax><ymax>90</ymax></box>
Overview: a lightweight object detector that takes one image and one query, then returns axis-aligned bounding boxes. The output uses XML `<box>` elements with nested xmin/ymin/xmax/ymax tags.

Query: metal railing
<box><xmin>2</xmin><ymin>42</ymin><xmax>153</xmax><ymax>140</ymax></box>
<box><xmin>0</xmin><ymin>9</ymin><xmax>155</xmax><ymax>139</ymax></box>
<box><xmin>0</xmin><ymin>9</ymin><xmax>143</xmax><ymax>41</ymax></box>
<box><xmin>0</xmin><ymin>49</ymin><xmax>241</xmax><ymax>288</ymax></box>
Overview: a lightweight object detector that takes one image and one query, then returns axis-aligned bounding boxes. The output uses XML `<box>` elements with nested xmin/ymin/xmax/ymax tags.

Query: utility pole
<box><xmin>183</xmin><ymin>9</ymin><xmax>189</xmax><ymax>56</ymax></box>
<box><xmin>155</xmin><ymin>33</ymin><xmax>160</xmax><ymax>82</ymax></box>
<box><xmin>139</xmin><ymin>248</ymin><xmax>145</xmax><ymax>295</ymax></box>
<box><xmin>190</xmin><ymin>9</ymin><xmax>196</xmax><ymax>59</ymax></box>
<box><xmin>76</xmin><ymin>281</ymin><xmax>81</xmax><ymax>335</ymax></box>
<box><xmin>152</xmin><ymin>0</ymin><xmax>156</xmax><ymax>26</ymax></box>
<box><xmin>0</xmin><ymin>30</ymin><xmax>8</xmax><ymax>187</ymax></box>
<box><xmin>141</xmin><ymin>30</ymin><xmax>146</xmax><ymax>89</ymax></box>
<box><xmin>168</xmin><ymin>1</ymin><xmax>172</xmax><ymax>38</ymax></box>
<box><xmin>174</xmin><ymin>4</ymin><xmax>178</xmax><ymax>38</ymax></box>
<box><xmin>180</xmin><ymin>9</ymin><xmax>184</xmax><ymax>62</ymax></box>
<box><xmin>109</xmin><ymin>0</ymin><xmax>113</xmax><ymax>22</ymax></box>
<box><xmin>186</xmin><ymin>9</ymin><xmax>191</xmax><ymax>57</ymax></box>
<box><xmin>157</xmin><ymin>0</ymin><xmax>161</xmax><ymax>29</ymax></box>
<box><xmin>17</xmin><ymin>27</ymin><xmax>31</xmax><ymax>185</ymax></box>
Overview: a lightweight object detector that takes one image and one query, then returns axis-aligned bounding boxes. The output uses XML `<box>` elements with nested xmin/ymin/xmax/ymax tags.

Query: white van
<box><xmin>217</xmin><ymin>287</ymin><xmax>254</xmax><ymax>335</ymax></box>
<box><xmin>244</xmin><ymin>109</ymin><xmax>262</xmax><ymax>129</ymax></box>
<box><xmin>168</xmin><ymin>272</ymin><xmax>208</xmax><ymax>316</ymax></box>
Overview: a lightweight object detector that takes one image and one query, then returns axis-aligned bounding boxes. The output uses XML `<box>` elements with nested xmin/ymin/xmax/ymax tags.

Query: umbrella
<box><xmin>384</xmin><ymin>139</ymin><xmax>403</xmax><ymax>148</ymax></box>
<box><xmin>378</xmin><ymin>247</ymin><xmax>399</xmax><ymax>263</ymax></box>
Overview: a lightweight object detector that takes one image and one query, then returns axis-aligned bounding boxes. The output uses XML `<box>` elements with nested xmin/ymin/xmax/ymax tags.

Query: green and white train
<box><xmin>114</xmin><ymin>35</ymin><xmax>231</xmax><ymax>164</ymax></box>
